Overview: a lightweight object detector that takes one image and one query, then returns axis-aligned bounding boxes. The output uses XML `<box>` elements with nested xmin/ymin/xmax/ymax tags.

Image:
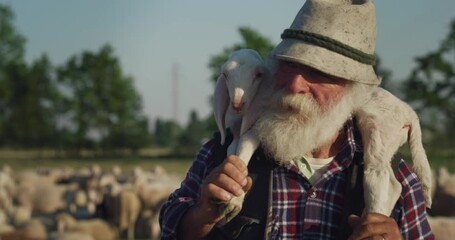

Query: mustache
<box><xmin>270</xmin><ymin>89</ymin><xmax>321</xmax><ymax>116</ymax></box>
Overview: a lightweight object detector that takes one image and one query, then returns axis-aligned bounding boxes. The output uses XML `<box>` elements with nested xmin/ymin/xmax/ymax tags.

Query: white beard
<box><xmin>253</xmin><ymin>83</ymin><xmax>372</xmax><ymax>165</ymax></box>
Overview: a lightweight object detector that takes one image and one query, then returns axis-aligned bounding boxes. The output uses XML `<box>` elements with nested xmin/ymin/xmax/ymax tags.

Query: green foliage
<box><xmin>0</xmin><ymin>51</ymin><xmax>63</xmax><ymax>147</ymax></box>
<box><xmin>0</xmin><ymin>4</ymin><xmax>152</xmax><ymax>151</ymax></box>
<box><xmin>0</xmin><ymin>5</ymin><xmax>26</xmax><ymax>67</ymax></box>
<box><xmin>154</xmin><ymin>118</ymin><xmax>182</xmax><ymax>147</ymax></box>
<box><xmin>402</xmin><ymin>19</ymin><xmax>455</xmax><ymax>145</ymax></box>
<box><xmin>0</xmin><ymin>4</ymin><xmax>27</xmax><ymax>145</ymax></box>
<box><xmin>57</xmin><ymin>45</ymin><xmax>151</xmax><ymax>150</ymax></box>
<box><xmin>178</xmin><ymin>111</ymin><xmax>204</xmax><ymax>147</ymax></box>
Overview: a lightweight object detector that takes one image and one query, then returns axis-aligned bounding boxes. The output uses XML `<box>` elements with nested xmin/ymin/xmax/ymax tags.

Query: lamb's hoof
<box><xmin>211</xmin><ymin>195</ymin><xmax>244</xmax><ymax>226</ymax></box>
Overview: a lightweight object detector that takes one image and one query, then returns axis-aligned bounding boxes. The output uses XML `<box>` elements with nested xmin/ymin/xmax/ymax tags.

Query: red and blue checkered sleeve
<box><xmin>393</xmin><ymin>158</ymin><xmax>435</xmax><ymax>240</ymax></box>
<box><xmin>159</xmin><ymin>139</ymin><xmax>218</xmax><ymax>240</ymax></box>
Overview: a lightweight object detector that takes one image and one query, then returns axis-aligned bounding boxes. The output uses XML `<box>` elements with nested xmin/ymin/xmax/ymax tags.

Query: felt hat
<box><xmin>272</xmin><ymin>0</ymin><xmax>380</xmax><ymax>85</ymax></box>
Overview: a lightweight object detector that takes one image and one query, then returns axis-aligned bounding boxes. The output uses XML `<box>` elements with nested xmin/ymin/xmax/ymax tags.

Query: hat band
<box><xmin>281</xmin><ymin>29</ymin><xmax>376</xmax><ymax>65</ymax></box>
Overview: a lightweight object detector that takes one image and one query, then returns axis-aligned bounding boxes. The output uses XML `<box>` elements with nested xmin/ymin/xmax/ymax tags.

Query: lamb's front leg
<box><xmin>216</xmin><ymin>131</ymin><xmax>260</xmax><ymax>224</ymax></box>
<box><xmin>364</xmin><ymin>163</ymin><xmax>402</xmax><ymax>215</ymax></box>
<box><xmin>363</xmin><ymin>128</ymin><xmax>402</xmax><ymax>216</ymax></box>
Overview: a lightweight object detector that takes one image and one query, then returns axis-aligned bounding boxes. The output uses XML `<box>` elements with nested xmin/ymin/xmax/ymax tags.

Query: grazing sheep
<box><xmin>429</xmin><ymin>167</ymin><xmax>455</xmax><ymax>217</ymax></box>
<box><xmin>0</xmin><ymin>171</ymin><xmax>15</xmax><ymax>201</ymax></box>
<box><xmin>18</xmin><ymin>218</ymin><xmax>48</xmax><ymax>240</ymax></box>
<box><xmin>48</xmin><ymin>231</ymin><xmax>95</xmax><ymax>240</ymax></box>
<box><xmin>10</xmin><ymin>205</ymin><xmax>32</xmax><ymax>227</ymax></box>
<box><xmin>102</xmin><ymin>186</ymin><xmax>141</xmax><ymax>240</ymax></box>
<box><xmin>356</xmin><ymin>87</ymin><xmax>432</xmax><ymax>215</ymax></box>
<box><xmin>428</xmin><ymin>216</ymin><xmax>455</xmax><ymax>240</ymax></box>
<box><xmin>32</xmin><ymin>184</ymin><xmax>69</xmax><ymax>214</ymax></box>
<box><xmin>117</xmin><ymin>190</ymin><xmax>141</xmax><ymax>240</ymax></box>
<box><xmin>0</xmin><ymin>209</ymin><xmax>14</xmax><ymax>234</ymax></box>
<box><xmin>56</xmin><ymin>213</ymin><xmax>116</xmax><ymax>240</ymax></box>
<box><xmin>213</xmin><ymin>49</ymin><xmax>274</xmax><ymax>222</ymax></box>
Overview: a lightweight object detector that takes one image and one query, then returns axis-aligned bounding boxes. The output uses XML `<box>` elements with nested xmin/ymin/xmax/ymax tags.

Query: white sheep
<box><xmin>213</xmin><ymin>49</ymin><xmax>273</xmax><ymax>222</ymax></box>
<box><xmin>49</xmin><ymin>231</ymin><xmax>95</xmax><ymax>240</ymax></box>
<box><xmin>429</xmin><ymin>167</ymin><xmax>455</xmax><ymax>216</ymax></box>
<box><xmin>428</xmin><ymin>216</ymin><xmax>455</xmax><ymax>240</ymax></box>
<box><xmin>356</xmin><ymin>87</ymin><xmax>432</xmax><ymax>216</ymax></box>
<box><xmin>56</xmin><ymin>213</ymin><xmax>117</xmax><ymax>240</ymax></box>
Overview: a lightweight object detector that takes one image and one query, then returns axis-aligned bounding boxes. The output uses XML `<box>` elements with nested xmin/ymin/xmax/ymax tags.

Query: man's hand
<box><xmin>177</xmin><ymin>155</ymin><xmax>252</xmax><ymax>239</ymax></box>
<box><xmin>198</xmin><ymin>155</ymin><xmax>253</xmax><ymax>223</ymax></box>
<box><xmin>348</xmin><ymin>213</ymin><xmax>403</xmax><ymax>240</ymax></box>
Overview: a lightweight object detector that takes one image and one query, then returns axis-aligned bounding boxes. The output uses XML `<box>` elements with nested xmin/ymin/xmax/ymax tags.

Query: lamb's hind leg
<box><xmin>363</xmin><ymin>127</ymin><xmax>402</xmax><ymax>216</ymax></box>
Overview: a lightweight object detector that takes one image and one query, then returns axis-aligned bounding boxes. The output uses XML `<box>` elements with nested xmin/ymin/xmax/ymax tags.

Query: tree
<box><xmin>0</xmin><ymin>5</ymin><xmax>26</xmax><ymax>67</ymax></box>
<box><xmin>402</xmin><ymin>19</ymin><xmax>455</xmax><ymax>145</ymax></box>
<box><xmin>0</xmin><ymin>6</ymin><xmax>61</xmax><ymax>147</ymax></box>
<box><xmin>0</xmin><ymin>4</ymin><xmax>27</xmax><ymax>145</ymax></box>
<box><xmin>154</xmin><ymin>118</ymin><xmax>182</xmax><ymax>147</ymax></box>
<box><xmin>0</xmin><ymin>55</ymin><xmax>62</xmax><ymax>147</ymax></box>
<box><xmin>57</xmin><ymin>44</ymin><xmax>151</xmax><ymax>150</ymax></box>
<box><xmin>178</xmin><ymin>110</ymin><xmax>208</xmax><ymax>149</ymax></box>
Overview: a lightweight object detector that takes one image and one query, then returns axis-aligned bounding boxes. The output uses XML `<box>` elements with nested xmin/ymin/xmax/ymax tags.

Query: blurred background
<box><xmin>0</xmin><ymin>1</ymin><xmax>455</xmax><ymax>239</ymax></box>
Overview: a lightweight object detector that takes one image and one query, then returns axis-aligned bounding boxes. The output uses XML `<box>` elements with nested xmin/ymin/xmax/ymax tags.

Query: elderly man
<box><xmin>159</xmin><ymin>0</ymin><xmax>434</xmax><ymax>239</ymax></box>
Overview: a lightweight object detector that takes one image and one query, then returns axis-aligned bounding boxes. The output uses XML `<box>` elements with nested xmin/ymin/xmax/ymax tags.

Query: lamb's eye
<box><xmin>255</xmin><ymin>72</ymin><xmax>263</xmax><ymax>79</ymax></box>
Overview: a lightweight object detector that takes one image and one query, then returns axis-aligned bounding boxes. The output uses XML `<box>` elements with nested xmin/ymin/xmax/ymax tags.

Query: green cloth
<box><xmin>295</xmin><ymin>157</ymin><xmax>314</xmax><ymax>180</ymax></box>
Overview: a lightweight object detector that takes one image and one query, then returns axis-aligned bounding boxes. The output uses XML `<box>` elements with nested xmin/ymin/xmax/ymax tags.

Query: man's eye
<box><xmin>279</xmin><ymin>62</ymin><xmax>298</xmax><ymax>73</ymax></box>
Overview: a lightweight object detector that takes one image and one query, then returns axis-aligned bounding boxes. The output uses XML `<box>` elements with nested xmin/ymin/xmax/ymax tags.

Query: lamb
<box><xmin>356</xmin><ymin>87</ymin><xmax>432</xmax><ymax>215</ymax></box>
<box><xmin>213</xmin><ymin>49</ymin><xmax>432</xmax><ymax>222</ymax></box>
<box><xmin>213</xmin><ymin>49</ymin><xmax>273</xmax><ymax>222</ymax></box>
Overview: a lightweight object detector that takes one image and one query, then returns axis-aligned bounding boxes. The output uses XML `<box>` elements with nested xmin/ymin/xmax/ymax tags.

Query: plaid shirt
<box><xmin>159</xmin><ymin>119</ymin><xmax>434</xmax><ymax>239</ymax></box>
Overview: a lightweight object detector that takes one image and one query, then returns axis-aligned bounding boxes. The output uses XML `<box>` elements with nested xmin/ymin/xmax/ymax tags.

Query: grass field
<box><xmin>1</xmin><ymin>147</ymin><xmax>454</xmax><ymax>175</ymax></box>
<box><xmin>0</xmin><ymin>148</ymin><xmax>194</xmax><ymax>176</ymax></box>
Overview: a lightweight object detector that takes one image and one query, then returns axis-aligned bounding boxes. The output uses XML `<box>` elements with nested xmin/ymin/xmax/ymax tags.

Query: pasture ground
<box><xmin>1</xmin><ymin>146</ymin><xmax>454</xmax><ymax>174</ymax></box>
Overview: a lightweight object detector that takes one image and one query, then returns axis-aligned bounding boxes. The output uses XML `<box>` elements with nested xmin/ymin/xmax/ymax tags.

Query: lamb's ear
<box><xmin>254</xmin><ymin>65</ymin><xmax>268</xmax><ymax>81</ymax></box>
<box><xmin>240</xmin><ymin>100</ymin><xmax>259</xmax><ymax>136</ymax></box>
<box><xmin>257</xmin><ymin>64</ymin><xmax>273</xmax><ymax>83</ymax></box>
<box><xmin>214</xmin><ymin>74</ymin><xmax>229</xmax><ymax>145</ymax></box>
<box><xmin>240</xmin><ymin>81</ymin><xmax>264</xmax><ymax>136</ymax></box>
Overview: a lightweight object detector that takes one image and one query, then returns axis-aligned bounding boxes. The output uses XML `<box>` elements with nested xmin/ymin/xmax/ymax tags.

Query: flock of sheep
<box><xmin>0</xmin><ymin>163</ymin><xmax>182</xmax><ymax>240</ymax></box>
<box><xmin>1</xmin><ymin>162</ymin><xmax>455</xmax><ymax>239</ymax></box>
<box><xmin>428</xmin><ymin>167</ymin><xmax>455</xmax><ymax>239</ymax></box>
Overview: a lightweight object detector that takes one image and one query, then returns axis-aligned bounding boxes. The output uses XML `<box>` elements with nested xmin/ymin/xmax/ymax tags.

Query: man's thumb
<box><xmin>348</xmin><ymin>214</ymin><xmax>361</xmax><ymax>228</ymax></box>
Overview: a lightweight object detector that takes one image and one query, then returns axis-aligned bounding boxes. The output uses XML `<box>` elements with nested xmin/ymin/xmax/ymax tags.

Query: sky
<box><xmin>3</xmin><ymin>0</ymin><xmax>455</xmax><ymax>126</ymax></box>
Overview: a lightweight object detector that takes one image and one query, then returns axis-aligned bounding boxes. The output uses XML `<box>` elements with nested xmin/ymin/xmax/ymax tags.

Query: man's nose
<box><xmin>277</xmin><ymin>72</ymin><xmax>310</xmax><ymax>94</ymax></box>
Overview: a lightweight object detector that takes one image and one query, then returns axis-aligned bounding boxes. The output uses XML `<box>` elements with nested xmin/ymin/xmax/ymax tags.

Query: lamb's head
<box><xmin>221</xmin><ymin>49</ymin><xmax>269</xmax><ymax>113</ymax></box>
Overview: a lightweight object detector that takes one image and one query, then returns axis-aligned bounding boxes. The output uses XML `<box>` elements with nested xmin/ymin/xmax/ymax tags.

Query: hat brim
<box><xmin>273</xmin><ymin>38</ymin><xmax>380</xmax><ymax>85</ymax></box>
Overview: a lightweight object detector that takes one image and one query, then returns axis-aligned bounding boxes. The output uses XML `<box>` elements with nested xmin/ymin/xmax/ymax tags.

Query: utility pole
<box><xmin>172</xmin><ymin>63</ymin><xmax>179</xmax><ymax>123</ymax></box>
